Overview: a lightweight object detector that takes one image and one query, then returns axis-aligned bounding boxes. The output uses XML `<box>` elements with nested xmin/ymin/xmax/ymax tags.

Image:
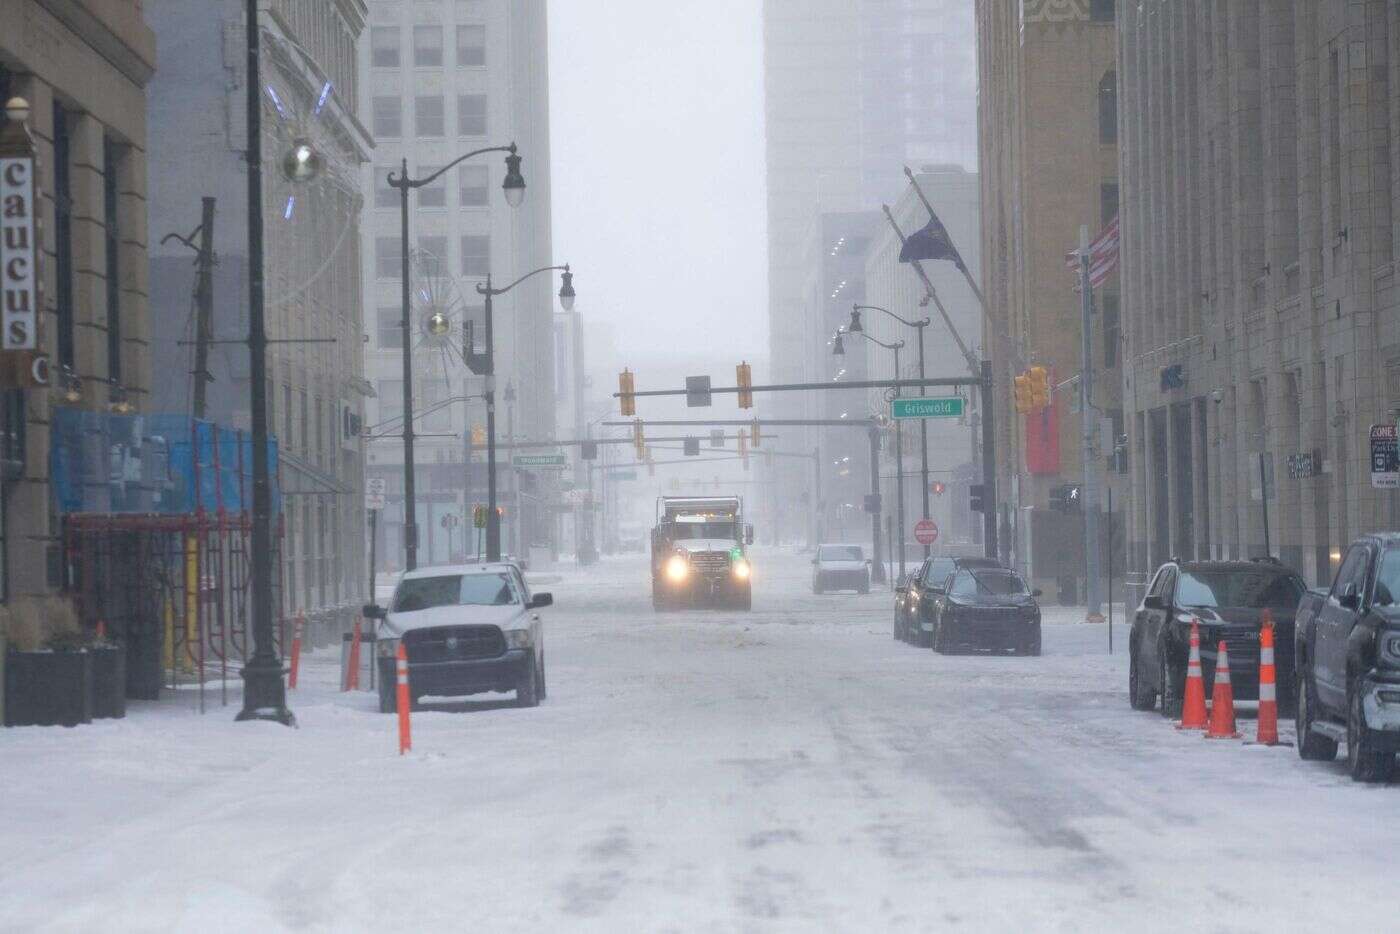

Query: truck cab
<box><xmin>651</xmin><ymin>496</ymin><xmax>754</xmax><ymax>611</ymax></box>
<box><xmin>1294</xmin><ymin>533</ymin><xmax>1400</xmax><ymax>782</ymax></box>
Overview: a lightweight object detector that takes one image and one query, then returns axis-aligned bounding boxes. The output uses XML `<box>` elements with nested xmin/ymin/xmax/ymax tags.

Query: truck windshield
<box><xmin>393</xmin><ymin>573</ymin><xmax>520</xmax><ymax>612</ymax></box>
<box><xmin>1176</xmin><ymin>570</ymin><xmax>1303</xmax><ymax>610</ymax></box>
<box><xmin>671</xmin><ymin>521</ymin><xmax>736</xmax><ymax>540</ymax></box>
<box><xmin>1374</xmin><ymin>549</ymin><xmax>1400</xmax><ymax>606</ymax></box>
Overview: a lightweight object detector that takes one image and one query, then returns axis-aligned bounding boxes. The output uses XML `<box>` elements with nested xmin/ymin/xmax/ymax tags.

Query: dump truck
<box><xmin>651</xmin><ymin>496</ymin><xmax>754</xmax><ymax>611</ymax></box>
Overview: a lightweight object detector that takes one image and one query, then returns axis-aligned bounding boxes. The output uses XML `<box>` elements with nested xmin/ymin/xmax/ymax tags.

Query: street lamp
<box><xmin>854</xmin><ymin>303</ymin><xmax>933</xmax><ymax>558</ymax></box>
<box><xmin>476</xmin><ymin>265</ymin><xmax>575</xmax><ymax>562</ymax></box>
<box><xmin>836</xmin><ymin>327</ymin><xmax>909</xmax><ymax>579</ymax></box>
<box><xmin>387</xmin><ymin>143</ymin><xmax>524</xmax><ymax>571</ymax></box>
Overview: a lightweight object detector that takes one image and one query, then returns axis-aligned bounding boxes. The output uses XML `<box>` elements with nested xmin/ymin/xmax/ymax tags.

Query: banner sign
<box><xmin>0</xmin><ymin>157</ymin><xmax>38</xmax><ymax>349</ymax></box>
<box><xmin>1371</xmin><ymin>424</ymin><xmax>1398</xmax><ymax>489</ymax></box>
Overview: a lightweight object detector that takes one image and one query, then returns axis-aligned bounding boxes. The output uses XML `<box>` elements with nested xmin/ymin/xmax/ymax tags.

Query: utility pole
<box><xmin>868</xmin><ymin>427</ymin><xmax>885</xmax><ymax>583</ymax></box>
<box><xmin>981</xmin><ymin>360</ymin><xmax>998</xmax><ymax>560</ymax></box>
<box><xmin>191</xmin><ymin>197</ymin><xmax>216</xmax><ymax>420</ymax></box>
<box><xmin>1079</xmin><ymin>225</ymin><xmax>1102</xmax><ymax>617</ymax></box>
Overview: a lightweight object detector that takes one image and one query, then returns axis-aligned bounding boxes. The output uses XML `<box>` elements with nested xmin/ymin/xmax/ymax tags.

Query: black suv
<box><xmin>896</xmin><ymin>555</ymin><xmax>1003</xmax><ymax>647</ymax></box>
<box><xmin>1128</xmin><ymin>559</ymin><xmax>1307</xmax><ymax>717</ymax></box>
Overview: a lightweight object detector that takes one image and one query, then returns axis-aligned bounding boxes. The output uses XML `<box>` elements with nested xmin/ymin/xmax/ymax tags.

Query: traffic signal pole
<box><xmin>981</xmin><ymin>360</ymin><xmax>998</xmax><ymax>561</ymax></box>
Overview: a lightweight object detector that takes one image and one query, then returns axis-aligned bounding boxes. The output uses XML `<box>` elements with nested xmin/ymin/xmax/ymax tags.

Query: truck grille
<box><xmin>690</xmin><ymin>552</ymin><xmax>731</xmax><ymax>575</ymax></box>
<box><xmin>404</xmin><ymin>625</ymin><xmax>506</xmax><ymax>663</ymax></box>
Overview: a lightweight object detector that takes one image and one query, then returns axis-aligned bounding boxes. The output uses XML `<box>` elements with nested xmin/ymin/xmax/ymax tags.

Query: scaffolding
<box><xmin>53</xmin><ymin>412</ymin><xmax>285</xmax><ymax>712</ymax></box>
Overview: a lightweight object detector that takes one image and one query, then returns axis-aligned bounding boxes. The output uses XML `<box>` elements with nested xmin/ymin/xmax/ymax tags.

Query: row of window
<box><xmin>371</xmin><ymin>24</ymin><xmax>485</xmax><ymax>69</ymax></box>
<box><xmin>274</xmin><ymin>382</ymin><xmax>344</xmax><ymax>471</ymax></box>
<box><xmin>374</xmin><ymin>235</ymin><xmax>489</xmax><ymax>278</ymax></box>
<box><xmin>375</xmin><ymin>378</ymin><xmax>455</xmax><ymax>431</ymax></box>
<box><xmin>371</xmin><ymin>163</ymin><xmax>491</xmax><ymax>209</ymax></box>
<box><xmin>372</xmin><ymin>93</ymin><xmax>485</xmax><ymax>139</ymax></box>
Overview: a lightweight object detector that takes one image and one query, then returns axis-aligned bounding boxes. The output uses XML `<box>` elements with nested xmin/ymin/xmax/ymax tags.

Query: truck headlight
<box><xmin>504</xmin><ymin>628</ymin><xmax>534</xmax><ymax>649</ymax></box>
<box><xmin>376</xmin><ymin>637</ymin><xmax>399</xmax><ymax>659</ymax></box>
<box><xmin>1380</xmin><ymin>631</ymin><xmax>1400</xmax><ymax>668</ymax></box>
<box><xmin>732</xmin><ymin>559</ymin><xmax>751</xmax><ymax>580</ymax></box>
<box><xmin>666</xmin><ymin>555</ymin><xmax>689</xmax><ymax>582</ymax></box>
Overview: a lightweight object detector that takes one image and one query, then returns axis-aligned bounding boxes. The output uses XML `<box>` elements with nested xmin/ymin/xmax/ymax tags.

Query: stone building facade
<box><xmin>146</xmin><ymin>0</ymin><xmax>373</xmax><ymax>615</ymax></box>
<box><xmin>1119</xmin><ymin>1</ymin><xmax>1400</xmax><ymax>587</ymax></box>
<box><xmin>975</xmin><ymin>0</ymin><xmax>1122</xmax><ymax>592</ymax></box>
<box><xmin>0</xmin><ymin>0</ymin><xmax>156</xmax><ymax>599</ymax></box>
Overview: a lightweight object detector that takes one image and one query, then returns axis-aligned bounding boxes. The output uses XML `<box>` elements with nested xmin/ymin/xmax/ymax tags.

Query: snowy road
<box><xmin>3</xmin><ymin>548</ymin><xmax>1399</xmax><ymax>932</ymax></box>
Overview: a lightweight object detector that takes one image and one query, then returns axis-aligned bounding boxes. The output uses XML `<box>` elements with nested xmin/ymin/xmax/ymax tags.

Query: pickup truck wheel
<box><xmin>516</xmin><ymin>650</ymin><xmax>540</xmax><ymax>708</ymax></box>
<box><xmin>1296</xmin><ymin>670</ymin><xmax>1338</xmax><ymax>761</ymax></box>
<box><xmin>1129</xmin><ymin>645</ymin><xmax>1155</xmax><ymax>711</ymax></box>
<box><xmin>1158</xmin><ymin>652</ymin><xmax>1183</xmax><ymax>719</ymax></box>
<box><xmin>1347</xmin><ymin>685</ymin><xmax>1394</xmax><ymax>782</ymax></box>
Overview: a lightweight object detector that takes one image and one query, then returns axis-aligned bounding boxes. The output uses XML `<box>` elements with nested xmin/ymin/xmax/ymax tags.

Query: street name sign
<box><xmin>365</xmin><ymin>478</ymin><xmax>387</xmax><ymax>511</ymax></box>
<box><xmin>610</xmin><ymin>469</ymin><xmax>639</xmax><ymax>481</ymax></box>
<box><xmin>891</xmin><ymin>397</ymin><xmax>964</xmax><ymax>420</ymax></box>
<box><xmin>513</xmin><ymin>454</ymin><xmax>567</xmax><ymax>469</ymax></box>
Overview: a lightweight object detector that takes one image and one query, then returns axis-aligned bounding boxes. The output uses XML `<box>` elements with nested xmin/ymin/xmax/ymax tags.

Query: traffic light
<box><xmin>969</xmin><ymin>483</ymin><xmax>985</xmax><ymax>513</ymax></box>
<box><xmin>633</xmin><ymin>419</ymin><xmax>645</xmax><ymax>459</ymax></box>
<box><xmin>750</xmin><ymin>419</ymin><xmax>761</xmax><ymax>448</ymax></box>
<box><xmin>471</xmin><ymin>424</ymin><xmax>486</xmax><ymax>445</ymax></box>
<box><xmin>1013</xmin><ymin>373</ymin><xmax>1032</xmax><ymax>414</ymax></box>
<box><xmin>619</xmin><ymin>369</ymin><xmax>636</xmax><ymax>416</ymax></box>
<box><xmin>738</xmin><ymin>427</ymin><xmax>749</xmax><ymax>470</ymax></box>
<box><xmin>1028</xmin><ymin>365</ymin><xmax>1050</xmax><ymax>410</ymax></box>
<box><xmin>683</xmin><ymin>437</ymin><xmax>700</xmax><ymax>456</ymax></box>
<box><xmin>647</xmin><ymin>449</ymin><xmax>655</xmax><ymax>477</ymax></box>
<box><xmin>736</xmin><ymin>361</ymin><xmax>753</xmax><ymax>409</ymax></box>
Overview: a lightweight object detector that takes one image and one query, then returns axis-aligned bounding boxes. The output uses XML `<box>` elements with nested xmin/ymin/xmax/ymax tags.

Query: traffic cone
<box><xmin>1176</xmin><ymin>619</ymin><xmax>1208</xmax><ymax>730</ymax></box>
<box><xmin>395</xmin><ymin>642</ymin><xmax>412</xmax><ymax>755</ymax></box>
<box><xmin>1206</xmin><ymin>640</ymin><xmax>1241</xmax><ymax>739</ymax></box>
<box><xmin>1253</xmin><ymin>611</ymin><xmax>1283</xmax><ymax>746</ymax></box>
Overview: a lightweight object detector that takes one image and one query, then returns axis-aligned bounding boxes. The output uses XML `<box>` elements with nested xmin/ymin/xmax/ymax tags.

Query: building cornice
<box><xmin>33</xmin><ymin>0</ymin><xmax>156</xmax><ymax>87</ymax></box>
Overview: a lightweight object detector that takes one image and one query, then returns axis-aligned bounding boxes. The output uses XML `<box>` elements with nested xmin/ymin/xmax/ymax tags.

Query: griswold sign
<box><xmin>0</xmin><ymin>155</ymin><xmax>38</xmax><ymax>350</ymax></box>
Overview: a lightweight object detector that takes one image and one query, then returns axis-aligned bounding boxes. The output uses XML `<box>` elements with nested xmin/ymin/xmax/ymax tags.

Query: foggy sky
<box><xmin>548</xmin><ymin>0</ymin><xmax>769</xmax><ymax>370</ymax></box>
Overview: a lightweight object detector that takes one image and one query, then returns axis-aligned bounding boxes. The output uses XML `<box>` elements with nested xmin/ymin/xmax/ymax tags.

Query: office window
<box><xmin>457</xmin><ymin>94</ymin><xmax>486</xmax><ymax>136</ymax></box>
<box><xmin>415</xmin><ymin>95</ymin><xmax>444</xmax><ymax>137</ymax></box>
<box><xmin>53</xmin><ymin>102</ymin><xmax>74</xmax><ymax>367</ymax></box>
<box><xmin>419</xmin><ymin>236</ymin><xmax>448</xmax><ymax>265</ymax></box>
<box><xmin>314</xmin><ymin>396</ymin><xmax>324</xmax><ymax>464</ymax></box>
<box><xmin>1090</xmin><ymin>0</ymin><xmax>1115</xmax><ymax>22</ymax></box>
<box><xmin>459</xmin><ymin>164</ymin><xmax>488</xmax><ymax>206</ymax></box>
<box><xmin>413</xmin><ymin>25</ymin><xmax>443</xmax><ymax>67</ymax></box>
<box><xmin>417</xmin><ymin>166</ymin><xmax>446</xmax><ymax>208</ymax></box>
<box><xmin>370</xmin><ymin>26</ymin><xmax>400</xmax><ymax>67</ymax></box>
<box><xmin>372</xmin><ymin>96</ymin><xmax>402</xmax><ymax>138</ymax></box>
<box><xmin>1101</xmin><ymin>182</ymin><xmax>1119</xmax><ymax>225</ymax></box>
<box><xmin>299</xmin><ymin>389</ymin><xmax>309</xmax><ymax>454</ymax></box>
<box><xmin>376</xmin><ymin>237</ymin><xmax>400</xmax><ymax>278</ymax></box>
<box><xmin>103</xmin><ymin>137</ymin><xmax>122</xmax><ymax>383</ymax></box>
<box><xmin>460</xmin><ymin>235</ymin><xmax>490</xmax><ymax>276</ymax></box>
<box><xmin>284</xmin><ymin>385</ymin><xmax>293</xmax><ymax>448</ymax></box>
<box><xmin>374</xmin><ymin>166</ymin><xmax>398</xmax><ymax>208</ymax></box>
<box><xmin>1099</xmin><ymin>70</ymin><xmax>1117</xmax><ymax>145</ymax></box>
<box><xmin>378</xmin><ymin>307</ymin><xmax>403</xmax><ymax>348</ymax></box>
<box><xmin>1102</xmin><ymin>292</ymin><xmax>1120</xmax><ymax>369</ymax></box>
<box><xmin>456</xmin><ymin>25</ymin><xmax>485</xmax><ymax>66</ymax></box>
<box><xmin>377</xmin><ymin>379</ymin><xmax>403</xmax><ymax>425</ymax></box>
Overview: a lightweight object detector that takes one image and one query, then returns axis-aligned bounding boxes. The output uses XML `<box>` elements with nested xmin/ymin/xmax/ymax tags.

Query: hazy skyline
<box><xmin>549</xmin><ymin>0</ymin><xmax>769</xmax><ymax>369</ymax></box>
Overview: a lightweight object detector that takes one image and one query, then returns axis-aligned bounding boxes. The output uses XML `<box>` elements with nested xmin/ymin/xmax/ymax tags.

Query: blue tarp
<box><xmin>51</xmin><ymin>409</ymin><xmax>280</xmax><ymax>516</ymax></box>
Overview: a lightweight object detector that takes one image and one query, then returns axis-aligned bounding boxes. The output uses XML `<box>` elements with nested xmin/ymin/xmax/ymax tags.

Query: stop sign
<box><xmin>914</xmin><ymin>518</ymin><xmax>939</xmax><ymax>545</ymax></box>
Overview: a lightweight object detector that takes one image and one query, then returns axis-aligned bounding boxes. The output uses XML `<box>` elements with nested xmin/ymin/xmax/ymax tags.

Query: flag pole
<box><xmin>904</xmin><ymin>166</ymin><xmax>987</xmax><ymax>309</ymax></box>
<box><xmin>880</xmin><ymin>205</ymin><xmax>979</xmax><ymax>378</ymax></box>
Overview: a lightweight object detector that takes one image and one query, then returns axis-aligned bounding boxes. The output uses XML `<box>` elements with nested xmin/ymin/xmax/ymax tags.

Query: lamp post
<box><xmin>852</xmin><ymin>304</ymin><xmax>933</xmax><ymax>558</ymax></box>
<box><xmin>836</xmin><ymin>327</ymin><xmax>907</xmax><ymax>579</ymax></box>
<box><xmin>476</xmin><ymin>266</ymin><xmax>575</xmax><ymax>562</ymax></box>
<box><xmin>386</xmin><ymin>144</ymin><xmax>524</xmax><ymax>571</ymax></box>
<box><xmin>503</xmin><ymin>379</ymin><xmax>517</xmax><ymax>557</ymax></box>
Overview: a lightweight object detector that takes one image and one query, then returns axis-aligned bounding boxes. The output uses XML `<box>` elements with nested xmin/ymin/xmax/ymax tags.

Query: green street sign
<box><xmin>891</xmin><ymin>397</ymin><xmax>965</xmax><ymax>420</ymax></box>
<box><xmin>512</xmin><ymin>454</ymin><xmax>567</xmax><ymax>469</ymax></box>
<box><xmin>610</xmin><ymin>469</ymin><xmax>639</xmax><ymax>481</ymax></box>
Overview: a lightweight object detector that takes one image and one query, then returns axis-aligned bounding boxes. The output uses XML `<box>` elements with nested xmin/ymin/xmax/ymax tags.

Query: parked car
<box><xmin>1294</xmin><ymin>534</ymin><xmax>1400</xmax><ymax>782</ymax></box>
<box><xmin>812</xmin><ymin>543</ymin><xmax>872</xmax><ymax>594</ymax></box>
<box><xmin>930</xmin><ymin>566</ymin><xmax>1041</xmax><ymax>655</ymax></box>
<box><xmin>896</xmin><ymin>555</ymin><xmax>1003</xmax><ymax>646</ymax></box>
<box><xmin>364</xmin><ymin>562</ymin><xmax>552</xmax><ymax>712</ymax></box>
<box><xmin>1128</xmin><ymin>559</ymin><xmax>1306</xmax><ymax>719</ymax></box>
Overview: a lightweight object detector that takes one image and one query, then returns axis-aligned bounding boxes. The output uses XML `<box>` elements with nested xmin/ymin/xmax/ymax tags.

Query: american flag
<box><xmin>1065</xmin><ymin>216</ymin><xmax>1120</xmax><ymax>290</ymax></box>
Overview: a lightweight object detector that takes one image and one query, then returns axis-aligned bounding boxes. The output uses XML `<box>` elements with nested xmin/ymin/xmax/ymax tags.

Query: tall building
<box><xmin>146</xmin><ymin>0</ymin><xmax>373</xmax><ymax>619</ymax></box>
<box><xmin>1118</xmin><ymin>2</ymin><xmax>1400</xmax><ymax>587</ymax></box>
<box><xmin>0</xmin><ymin>3</ymin><xmax>156</xmax><ymax>600</ymax></box>
<box><xmin>359</xmin><ymin>0</ymin><xmax>554</xmax><ymax>570</ymax></box>
<box><xmin>763</xmin><ymin>0</ymin><xmax>977</xmax><ymax>537</ymax></box>
<box><xmin>975</xmin><ymin>0</ymin><xmax>1121</xmax><ymax>594</ymax></box>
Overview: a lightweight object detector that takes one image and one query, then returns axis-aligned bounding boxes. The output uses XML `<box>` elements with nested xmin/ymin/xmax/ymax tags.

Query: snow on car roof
<box><xmin>400</xmin><ymin>562</ymin><xmax>519</xmax><ymax>579</ymax></box>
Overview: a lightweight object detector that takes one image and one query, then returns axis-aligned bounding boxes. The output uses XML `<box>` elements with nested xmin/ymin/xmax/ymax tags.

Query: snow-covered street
<box><xmin>3</xmin><ymin>548</ymin><xmax>1399</xmax><ymax>932</ymax></box>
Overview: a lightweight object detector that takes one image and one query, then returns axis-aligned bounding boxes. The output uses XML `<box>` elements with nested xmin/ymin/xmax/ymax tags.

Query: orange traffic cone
<box><xmin>1176</xmin><ymin>619</ymin><xmax>1208</xmax><ymax>730</ymax></box>
<box><xmin>1253</xmin><ymin>611</ymin><xmax>1283</xmax><ymax>746</ymax></box>
<box><xmin>1206</xmin><ymin>640</ymin><xmax>1241</xmax><ymax>739</ymax></box>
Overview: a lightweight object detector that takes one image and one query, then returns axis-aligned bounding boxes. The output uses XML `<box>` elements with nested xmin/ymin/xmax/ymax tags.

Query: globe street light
<box><xmin>386</xmin><ymin>143</ymin><xmax>524</xmax><ymax>571</ymax></box>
